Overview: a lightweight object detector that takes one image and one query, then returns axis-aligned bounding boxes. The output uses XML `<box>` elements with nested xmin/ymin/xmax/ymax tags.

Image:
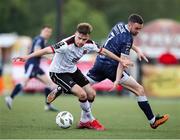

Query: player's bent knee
<box><xmin>74</xmin><ymin>88</ymin><xmax>87</xmax><ymax>100</ymax></box>
<box><xmin>137</xmin><ymin>85</ymin><xmax>145</xmax><ymax>96</ymax></box>
<box><xmin>88</xmin><ymin>91</ymin><xmax>96</xmax><ymax>100</ymax></box>
<box><xmin>78</xmin><ymin>92</ymin><xmax>87</xmax><ymax>100</ymax></box>
<box><xmin>84</xmin><ymin>85</ymin><xmax>96</xmax><ymax>99</ymax></box>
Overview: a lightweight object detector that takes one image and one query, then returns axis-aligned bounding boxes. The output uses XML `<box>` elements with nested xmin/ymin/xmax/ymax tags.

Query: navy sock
<box><xmin>11</xmin><ymin>83</ymin><xmax>23</xmax><ymax>99</ymax></box>
<box><xmin>138</xmin><ymin>101</ymin><xmax>154</xmax><ymax>120</ymax></box>
<box><xmin>44</xmin><ymin>87</ymin><xmax>51</xmax><ymax>105</ymax></box>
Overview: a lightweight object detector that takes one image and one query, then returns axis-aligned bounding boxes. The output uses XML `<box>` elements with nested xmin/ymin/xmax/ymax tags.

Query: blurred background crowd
<box><xmin>1</xmin><ymin>0</ymin><xmax>180</xmax><ymax>98</ymax></box>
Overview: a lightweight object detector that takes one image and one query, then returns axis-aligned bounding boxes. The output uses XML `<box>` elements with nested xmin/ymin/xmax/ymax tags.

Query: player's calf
<box><xmin>47</xmin><ymin>87</ymin><xmax>62</xmax><ymax>103</ymax></box>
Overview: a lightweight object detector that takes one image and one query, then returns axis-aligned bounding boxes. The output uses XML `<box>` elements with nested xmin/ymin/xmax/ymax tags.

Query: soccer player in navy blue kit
<box><xmin>86</xmin><ymin>14</ymin><xmax>169</xmax><ymax>129</ymax></box>
<box><xmin>5</xmin><ymin>26</ymin><xmax>58</xmax><ymax>111</ymax></box>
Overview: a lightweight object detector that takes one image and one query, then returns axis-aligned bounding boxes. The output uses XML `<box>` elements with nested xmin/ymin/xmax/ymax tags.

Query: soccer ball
<box><xmin>56</xmin><ymin>111</ymin><xmax>74</xmax><ymax>129</ymax></box>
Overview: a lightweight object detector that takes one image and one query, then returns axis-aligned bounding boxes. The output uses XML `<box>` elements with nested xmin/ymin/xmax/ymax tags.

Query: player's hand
<box><xmin>121</xmin><ymin>58</ymin><xmax>134</xmax><ymax>68</ymax></box>
<box><xmin>109</xmin><ymin>80</ymin><xmax>119</xmax><ymax>91</ymax></box>
<box><xmin>12</xmin><ymin>56</ymin><xmax>28</xmax><ymax>62</ymax></box>
<box><xmin>137</xmin><ymin>49</ymin><xmax>148</xmax><ymax>62</ymax></box>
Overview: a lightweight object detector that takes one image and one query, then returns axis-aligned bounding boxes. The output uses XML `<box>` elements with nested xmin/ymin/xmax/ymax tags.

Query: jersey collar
<box><xmin>125</xmin><ymin>24</ymin><xmax>130</xmax><ymax>32</ymax></box>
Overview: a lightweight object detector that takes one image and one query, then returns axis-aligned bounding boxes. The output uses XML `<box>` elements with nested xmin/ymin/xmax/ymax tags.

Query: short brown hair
<box><xmin>76</xmin><ymin>23</ymin><xmax>93</xmax><ymax>35</ymax></box>
<box><xmin>41</xmin><ymin>25</ymin><xmax>52</xmax><ymax>29</ymax></box>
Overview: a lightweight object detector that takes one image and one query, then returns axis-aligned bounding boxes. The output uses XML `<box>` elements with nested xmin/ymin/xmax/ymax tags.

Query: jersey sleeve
<box><xmin>50</xmin><ymin>41</ymin><xmax>67</xmax><ymax>53</ymax></box>
<box><xmin>85</xmin><ymin>41</ymin><xmax>102</xmax><ymax>54</ymax></box>
<box><xmin>34</xmin><ymin>38</ymin><xmax>43</xmax><ymax>50</ymax></box>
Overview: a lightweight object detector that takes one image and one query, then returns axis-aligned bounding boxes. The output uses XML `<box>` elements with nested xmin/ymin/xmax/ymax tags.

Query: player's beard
<box><xmin>132</xmin><ymin>32</ymin><xmax>138</xmax><ymax>36</ymax></box>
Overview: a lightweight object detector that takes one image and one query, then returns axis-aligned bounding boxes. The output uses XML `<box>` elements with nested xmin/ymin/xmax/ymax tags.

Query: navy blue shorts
<box><xmin>24</xmin><ymin>63</ymin><xmax>45</xmax><ymax>78</ymax></box>
<box><xmin>87</xmin><ymin>60</ymin><xmax>129</xmax><ymax>83</ymax></box>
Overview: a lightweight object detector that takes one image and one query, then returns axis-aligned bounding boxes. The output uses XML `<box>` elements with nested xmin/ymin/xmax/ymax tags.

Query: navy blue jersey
<box><xmin>25</xmin><ymin>36</ymin><xmax>46</xmax><ymax>66</ymax></box>
<box><xmin>97</xmin><ymin>22</ymin><xmax>133</xmax><ymax>66</ymax></box>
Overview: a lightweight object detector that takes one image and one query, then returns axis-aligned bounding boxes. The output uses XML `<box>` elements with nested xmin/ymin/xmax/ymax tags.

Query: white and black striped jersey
<box><xmin>49</xmin><ymin>35</ymin><xmax>102</xmax><ymax>73</ymax></box>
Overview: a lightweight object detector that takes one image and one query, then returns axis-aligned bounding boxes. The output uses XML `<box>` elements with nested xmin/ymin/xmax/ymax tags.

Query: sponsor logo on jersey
<box><xmin>53</xmin><ymin>42</ymin><xmax>65</xmax><ymax>49</ymax></box>
<box><xmin>83</xmin><ymin>50</ymin><xmax>87</xmax><ymax>54</ymax></box>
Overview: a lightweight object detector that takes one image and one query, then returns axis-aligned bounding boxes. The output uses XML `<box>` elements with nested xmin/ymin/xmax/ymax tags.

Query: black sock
<box><xmin>11</xmin><ymin>83</ymin><xmax>22</xmax><ymax>99</ymax></box>
<box><xmin>88</xmin><ymin>99</ymin><xmax>94</xmax><ymax>103</ymax></box>
<box><xmin>138</xmin><ymin>101</ymin><xmax>154</xmax><ymax>120</ymax></box>
<box><xmin>44</xmin><ymin>87</ymin><xmax>51</xmax><ymax>105</ymax></box>
<box><xmin>79</xmin><ymin>99</ymin><xmax>87</xmax><ymax>103</ymax></box>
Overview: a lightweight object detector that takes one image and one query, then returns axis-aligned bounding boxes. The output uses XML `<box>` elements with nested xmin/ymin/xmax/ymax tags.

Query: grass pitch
<box><xmin>0</xmin><ymin>93</ymin><xmax>180</xmax><ymax>139</ymax></box>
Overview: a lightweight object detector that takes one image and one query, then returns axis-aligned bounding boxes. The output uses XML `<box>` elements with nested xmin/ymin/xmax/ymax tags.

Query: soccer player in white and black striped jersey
<box><xmin>13</xmin><ymin>23</ymin><xmax>133</xmax><ymax>131</ymax></box>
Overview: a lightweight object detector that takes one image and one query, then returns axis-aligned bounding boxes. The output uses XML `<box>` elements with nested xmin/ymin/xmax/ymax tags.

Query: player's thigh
<box><xmin>121</xmin><ymin>75</ymin><xmax>142</xmax><ymax>96</ymax></box>
<box><xmin>71</xmin><ymin>84</ymin><xmax>87</xmax><ymax>99</ymax></box>
<box><xmin>71</xmin><ymin>69</ymin><xmax>90</xmax><ymax>98</ymax></box>
<box><xmin>37</xmin><ymin>74</ymin><xmax>55</xmax><ymax>87</ymax></box>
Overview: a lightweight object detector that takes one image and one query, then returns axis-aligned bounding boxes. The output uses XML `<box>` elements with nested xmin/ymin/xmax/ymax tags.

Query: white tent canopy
<box><xmin>0</xmin><ymin>33</ymin><xmax>18</xmax><ymax>48</ymax></box>
<box><xmin>134</xmin><ymin>19</ymin><xmax>180</xmax><ymax>58</ymax></box>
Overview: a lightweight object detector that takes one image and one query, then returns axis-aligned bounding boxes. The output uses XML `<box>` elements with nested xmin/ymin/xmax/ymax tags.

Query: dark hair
<box><xmin>76</xmin><ymin>23</ymin><xmax>93</xmax><ymax>35</ymax></box>
<box><xmin>128</xmin><ymin>14</ymin><xmax>144</xmax><ymax>24</ymax></box>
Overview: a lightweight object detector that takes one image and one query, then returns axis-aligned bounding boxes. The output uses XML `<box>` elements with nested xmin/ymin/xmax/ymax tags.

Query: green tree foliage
<box><xmin>63</xmin><ymin>0</ymin><xmax>109</xmax><ymax>40</ymax></box>
<box><xmin>86</xmin><ymin>0</ymin><xmax>180</xmax><ymax>26</ymax></box>
<box><xmin>0</xmin><ymin>0</ymin><xmax>29</xmax><ymax>34</ymax></box>
<box><xmin>1</xmin><ymin>0</ymin><xmax>180</xmax><ymax>40</ymax></box>
<box><xmin>0</xmin><ymin>0</ymin><xmax>109</xmax><ymax>41</ymax></box>
<box><xmin>0</xmin><ymin>0</ymin><xmax>55</xmax><ymax>36</ymax></box>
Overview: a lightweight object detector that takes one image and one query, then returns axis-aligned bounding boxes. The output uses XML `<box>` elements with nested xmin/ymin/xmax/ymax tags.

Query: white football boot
<box><xmin>5</xmin><ymin>96</ymin><xmax>13</xmax><ymax>110</ymax></box>
<box><xmin>44</xmin><ymin>104</ymin><xmax>59</xmax><ymax>112</ymax></box>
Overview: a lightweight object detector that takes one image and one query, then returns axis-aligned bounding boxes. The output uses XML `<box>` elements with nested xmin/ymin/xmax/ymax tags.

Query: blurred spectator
<box><xmin>5</xmin><ymin>26</ymin><xmax>58</xmax><ymax>111</ymax></box>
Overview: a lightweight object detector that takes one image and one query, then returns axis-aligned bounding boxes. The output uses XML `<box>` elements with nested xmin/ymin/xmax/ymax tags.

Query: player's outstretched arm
<box><xmin>132</xmin><ymin>45</ymin><xmax>148</xmax><ymax>62</ymax></box>
<box><xmin>109</xmin><ymin>62</ymin><xmax>124</xmax><ymax>91</ymax></box>
<box><xmin>100</xmin><ymin>48</ymin><xmax>133</xmax><ymax>68</ymax></box>
<box><xmin>110</xmin><ymin>55</ymin><xmax>127</xmax><ymax>91</ymax></box>
<box><xmin>13</xmin><ymin>47</ymin><xmax>53</xmax><ymax>62</ymax></box>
